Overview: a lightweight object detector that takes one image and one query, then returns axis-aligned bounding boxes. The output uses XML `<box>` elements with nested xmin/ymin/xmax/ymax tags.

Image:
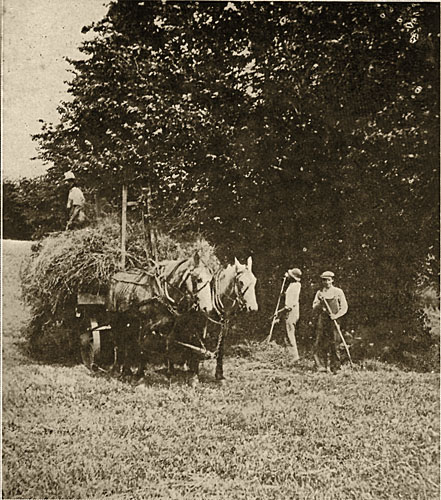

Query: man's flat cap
<box><xmin>320</xmin><ymin>271</ymin><xmax>335</xmax><ymax>279</ymax></box>
<box><xmin>64</xmin><ymin>171</ymin><xmax>75</xmax><ymax>180</ymax></box>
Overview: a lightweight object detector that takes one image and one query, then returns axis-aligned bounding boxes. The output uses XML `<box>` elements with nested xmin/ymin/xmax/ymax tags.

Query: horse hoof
<box><xmin>132</xmin><ymin>377</ymin><xmax>145</xmax><ymax>386</ymax></box>
<box><xmin>110</xmin><ymin>366</ymin><xmax>121</xmax><ymax>376</ymax></box>
<box><xmin>120</xmin><ymin>371</ymin><xmax>132</xmax><ymax>382</ymax></box>
<box><xmin>188</xmin><ymin>375</ymin><xmax>199</xmax><ymax>388</ymax></box>
<box><xmin>130</xmin><ymin>373</ymin><xmax>142</xmax><ymax>383</ymax></box>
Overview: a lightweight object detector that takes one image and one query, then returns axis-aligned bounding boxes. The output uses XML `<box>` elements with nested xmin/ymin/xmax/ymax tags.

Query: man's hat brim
<box><xmin>287</xmin><ymin>268</ymin><xmax>302</xmax><ymax>280</ymax></box>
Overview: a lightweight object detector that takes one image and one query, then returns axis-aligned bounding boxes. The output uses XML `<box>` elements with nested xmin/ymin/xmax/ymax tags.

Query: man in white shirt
<box><xmin>65</xmin><ymin>171</ymin><xmax>86</xmax><ymax>230</ymax></box>
<box><xmin>283</xmin><ymin>267</ymin><xmax>302</xmax><ymax>362</ymax></box>
<box><xmin>312</xmin><ymin>271</ymin><xmax>348</xmax><ymax>373</ymax></box>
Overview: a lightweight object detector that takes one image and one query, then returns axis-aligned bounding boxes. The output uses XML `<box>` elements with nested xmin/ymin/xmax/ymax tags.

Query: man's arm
<box><xmin>312</xmin><ymin>290</ymin><xmax>322</xmax><ymax>309</ymax></box>
<box><xmin>331</xmin><ymin>288</ymin><xmax>348</xmax><ymax>320</ymax></box>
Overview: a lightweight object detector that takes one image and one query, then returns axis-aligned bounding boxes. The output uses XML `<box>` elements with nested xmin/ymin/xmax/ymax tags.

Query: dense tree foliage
<box><xmin>31</xmin><ymin>1</ymin><xmax>439</xmax><ymax>343</ymax></box>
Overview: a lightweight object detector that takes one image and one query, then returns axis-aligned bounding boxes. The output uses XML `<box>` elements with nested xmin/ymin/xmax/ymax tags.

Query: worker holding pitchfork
<box><xmin>266</xmin><ymin>268</ymin><xmax>303</xmax><ymax>361</ymax></box>
<box><xmin>312</xmin><ymin>271</ymin><xmax>348</xmax><ymax>373</ymax></box>
<box><xmin>283</xmin><ymin>268</ymin><xmax>302</xmax><ymax>362</ymax></box>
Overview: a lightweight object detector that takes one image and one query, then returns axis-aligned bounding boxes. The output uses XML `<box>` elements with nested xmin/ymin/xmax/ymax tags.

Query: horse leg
<box><xmin>113</xmin><ymin>343</ymin><xmax>126</xmax><ymax>379</ymax></box>
<box><xmin>111</xmin><ymin>345</ymin><xmax>121</xmax><ymax>376</ymax></box>
<box><xmin>120</xmin><ymin>317</ymin><xmax>135</xmax><ymax>379</ymax></box>
<box><xmin>110</xmin><ymin>315</ymin><xmax>124</xmax><ymax>376</ymax></box>
<box><xmin>129</xmin><ymin>319</ymin><xmax>144</xmax><ymax>383</ymax></box>
<box><xmin>165</xmin><ymin>330</ymin><xmax>176</xmax><ymax>380</ymax></box>
<box><xmin>135</xmin><ymin>330</ymin><xmax>147</xmax><ymax>381</ymax></box>
<box><xmin>188</xmin><ymin>354</ymin><xmax>200</xmax><ymax>387</ymax></box>
<box><xmin>131</xmin><ymin>327</ymin><xmax>145</xmax><ymax>381</ymax></box>
<box><xmin>215</xmin><ymin>339</ymin><xmax>224</xmax><ymax>380</ymax></box>
<box><xmin>215</xmin><ymin>321</ymin><xmax>229</xmax><ymax>381</ymax></box>
<box><xmin>121</xmin><ymin>342</ymin><xmax>131</xmax><ymax>378</ymax></box>
<box><xmin>130</xmin><ymin>356</ymin><xmax>144</xmax><ymax>383</ymax></box>
<box><xmin>167</xmin><ymin>358</ymin><xmax>175</xmax><ymax>379</ymax></box>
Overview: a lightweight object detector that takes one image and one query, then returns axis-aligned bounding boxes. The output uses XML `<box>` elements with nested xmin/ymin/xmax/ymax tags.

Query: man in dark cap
<box><xmin>282</xmin><ymin>267</ymin><xmax>302</xmax><ymax>362</ymax></box>
<box><xmin>312</xmin><ymin>271</ymin><xmax>348</xmax><ymax>373</ymax></box>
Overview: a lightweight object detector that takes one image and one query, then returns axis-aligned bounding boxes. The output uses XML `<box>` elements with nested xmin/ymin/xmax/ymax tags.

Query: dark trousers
<box><xmin>313</xmin><ymin>313</ymin><xmax>341</xmax><ymax>372</ymax></box>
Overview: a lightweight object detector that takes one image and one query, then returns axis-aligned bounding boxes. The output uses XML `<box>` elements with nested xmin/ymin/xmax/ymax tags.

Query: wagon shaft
<box><xmin>174</xmin><ymin>341</ymin><xmax>215</xmax><ymax>359</ymax></box>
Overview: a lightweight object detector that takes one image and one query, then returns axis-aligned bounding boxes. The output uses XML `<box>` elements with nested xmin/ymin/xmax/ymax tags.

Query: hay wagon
<box><xmin>74</xmin><ymin>185</ymin><xmax>215</xmax><ymax>374</ymax></box>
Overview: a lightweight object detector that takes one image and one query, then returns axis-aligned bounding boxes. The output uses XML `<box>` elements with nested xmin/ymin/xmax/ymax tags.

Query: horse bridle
<box><xmin>185</xmin><ymin>268</ymin><xmax>212</xmax><ymax>311</ymax></box>
<box><xmin>232</xmin><ymin>269</ymin><xmax>254</xmax><ymax>310</ymax></box>
<box><xmin>210</xmin><ymin>267</ymin><xmax>253</xmax><ymax>315</ymax></box>
<box><xmin>162</xmin><ymin>263</ymin><xmax>212</xmax><ymax>312</ymax></box>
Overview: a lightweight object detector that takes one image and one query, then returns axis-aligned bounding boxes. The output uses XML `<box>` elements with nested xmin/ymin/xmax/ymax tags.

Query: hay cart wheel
<box><xmin>80</xmin><ymin>318</ymin><xmax>102</xmax><ymax>371</ymax></box>
<box><xmin>77</xmin><ymin>293</ymin><xmax>111</xmax><ymax>371</ymax></box>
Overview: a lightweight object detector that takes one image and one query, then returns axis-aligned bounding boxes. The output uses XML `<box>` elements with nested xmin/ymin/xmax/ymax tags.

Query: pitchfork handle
<box><xmin>322</xmin><ymin>297</ymin><xmax>354</xmax><ymax>369</ymax></box>
<box><xmin>264</xmin><ymin>276</ymin><xmax>287</xmax><ymax>343</ymax></box>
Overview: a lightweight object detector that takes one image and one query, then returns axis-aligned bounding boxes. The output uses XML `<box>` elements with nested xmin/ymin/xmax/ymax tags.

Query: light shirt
<box><xmin>67</xmin><ymin>187</ymin><xmax>85</xmax><ymax>209</ymax></box>
<box><xmin>285</xmin><ymin>281</ymin><xmax>301</xmax><ymax>309</ymax></box>
<box><xmin>313</xmin><ymin>285</ymin><xmax>348</xmax><ymax>319</ymax></box>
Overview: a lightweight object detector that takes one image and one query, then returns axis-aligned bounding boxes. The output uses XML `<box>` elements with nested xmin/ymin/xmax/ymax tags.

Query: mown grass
<box><xmin>2</xmin><ymin>240</ymin><xmax>440</xmax><ymax>500</ymax></box>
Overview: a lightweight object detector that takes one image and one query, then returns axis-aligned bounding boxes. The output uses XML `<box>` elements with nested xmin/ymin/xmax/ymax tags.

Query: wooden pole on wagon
<box><xmin>145</xmin><ymin>182</ymin><xmax>157</xmax><ymax>261</ymax></box>
<box><xmin>140</xmin><ymin>182</ymin><xmax>157</xmax><ymax>261</ymax></box>
<box><xmin>121</xmin><ymin>184</ymin><xmax>128</xmax><ymax>270</ymax></box>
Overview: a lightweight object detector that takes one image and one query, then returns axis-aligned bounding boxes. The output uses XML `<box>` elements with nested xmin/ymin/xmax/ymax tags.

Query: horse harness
<box><xmin>111</xmin><ymin>259</ymin><xmax>207</xmax><ymax>316</ymax></box>
<box><xmin>159</xmin><ymin>259</ymin><xmax>211</xmax><ymax>311</ymax></box>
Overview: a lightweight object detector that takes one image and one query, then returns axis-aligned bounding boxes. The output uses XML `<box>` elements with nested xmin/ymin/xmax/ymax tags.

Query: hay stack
<box><xmin>22</xmin><ymin>220</ymin><xmax>119</xmax><ymax>315</ymax></box>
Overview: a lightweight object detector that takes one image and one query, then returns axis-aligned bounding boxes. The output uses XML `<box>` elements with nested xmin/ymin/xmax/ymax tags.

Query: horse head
<box><xmin>182</xmin><ymin>253</ymin><xmax>213</xmax><ymax>313</ymax></box>
<box><xmin>233</xmin><ymin>256</ymin><xmax>258</xmax><ymax>312</ymax></box>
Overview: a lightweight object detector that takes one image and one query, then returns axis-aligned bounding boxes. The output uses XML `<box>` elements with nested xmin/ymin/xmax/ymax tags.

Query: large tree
<box><xmin>33</xmin><ymin>1</ymin><xmax>439</xmax><ymax>338</ymax></box>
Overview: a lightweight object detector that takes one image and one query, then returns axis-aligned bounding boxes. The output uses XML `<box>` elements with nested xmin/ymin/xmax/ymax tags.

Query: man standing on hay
<box><xmin>64</xmin><ymin>171</ymin><xmax>87</xmax><ymax>230</ymax></box>
<box><xmin>312</xmin><ymin>271</ymin><xmax>348</xmax><ymax>373</ymax></box>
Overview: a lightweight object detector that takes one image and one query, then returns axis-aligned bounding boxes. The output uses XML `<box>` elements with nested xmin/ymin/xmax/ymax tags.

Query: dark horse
<box><xmin>106</xmin><ymin>253</ymin><xmax>213</xmax><ymax>378</ymax></box>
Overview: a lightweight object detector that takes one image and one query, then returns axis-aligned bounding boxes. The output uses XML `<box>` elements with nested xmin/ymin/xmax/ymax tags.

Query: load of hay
<box><xmin>21</xmin><ymin>217</ymin><xmax>219</xmax><ymax>359</ymax></box>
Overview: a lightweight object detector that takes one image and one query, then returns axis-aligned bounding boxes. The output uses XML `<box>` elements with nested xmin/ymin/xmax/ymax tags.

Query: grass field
<box><xmin>2</xmin><ymin>239</ymin><xmax>440</xmax><ymax>499</ymax></box>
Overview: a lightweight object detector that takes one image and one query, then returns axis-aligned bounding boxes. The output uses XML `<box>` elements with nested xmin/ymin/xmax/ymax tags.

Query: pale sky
<box><xmin>2</xmin><ymin>0</ymin><xmax>109</xmax><ymax>179</ymax></box>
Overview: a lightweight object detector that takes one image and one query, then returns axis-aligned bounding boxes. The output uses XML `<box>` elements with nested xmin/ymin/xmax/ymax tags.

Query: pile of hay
<box><xmin>21</xmin><ymin>217</ymin><xmax>219</xmax><ymax>359</ymax></box>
